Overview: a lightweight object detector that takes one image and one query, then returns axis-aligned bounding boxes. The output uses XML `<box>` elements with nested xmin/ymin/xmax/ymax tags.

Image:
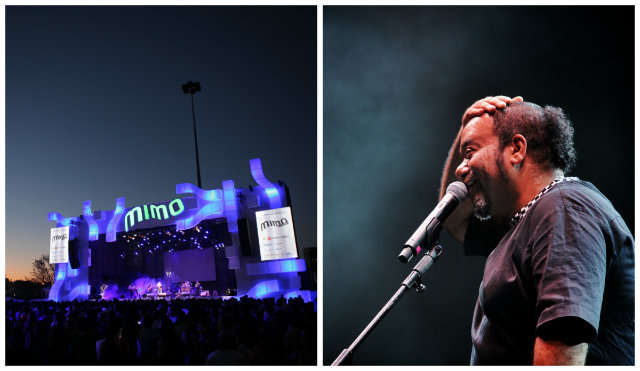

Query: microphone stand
<box><xmin>331</xmin><ymin>242</ymin><xmax>444</xmax><ymax>366</ymax></box>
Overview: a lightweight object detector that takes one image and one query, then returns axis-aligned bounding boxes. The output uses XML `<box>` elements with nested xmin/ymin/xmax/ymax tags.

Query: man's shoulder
<box><xmin>534</xmin><ymin>179</ymin><xmax>618</xmax><ymax>220</ymax></box>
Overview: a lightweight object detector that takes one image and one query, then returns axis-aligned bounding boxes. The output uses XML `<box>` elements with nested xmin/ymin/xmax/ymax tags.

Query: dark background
<box><xmin>323</xmin><ymin>6</ymin><xmax>634</xmax><ymax>365</ymax></box>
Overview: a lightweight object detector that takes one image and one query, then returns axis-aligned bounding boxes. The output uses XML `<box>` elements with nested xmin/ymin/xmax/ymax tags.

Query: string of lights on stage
<box><xmin>113</xmin><ymin>219</ymin><xmax>229</xmax><ymax>260</ymax></box>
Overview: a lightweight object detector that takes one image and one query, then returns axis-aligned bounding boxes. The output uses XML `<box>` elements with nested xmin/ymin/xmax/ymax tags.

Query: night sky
<box><xmin>324</xmin><ymin>6</ymin><xmax>634</xmax><ymax>365</ymax></box>
<box><xmin>6</xmin><ymin>6</ymin><xmax>317</xmax><ymax>280</ymax></box>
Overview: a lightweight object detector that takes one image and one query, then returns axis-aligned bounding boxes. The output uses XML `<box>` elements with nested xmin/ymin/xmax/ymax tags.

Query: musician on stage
<box><xmin>128</xmin><ymin>283</ymin><xmax>135</xmax><ymax>299</ymax></box>
<box><xmin>440</xmin><ymin>95</ymin><xmax>634</xmax><ymax>365</ymax></box>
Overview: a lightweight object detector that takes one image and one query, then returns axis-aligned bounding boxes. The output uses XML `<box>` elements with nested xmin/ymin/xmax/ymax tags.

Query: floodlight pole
<box><xmin>182</xmin><ymin>81</ymin><xmax>202</xmax><ymax>188</ymax></box>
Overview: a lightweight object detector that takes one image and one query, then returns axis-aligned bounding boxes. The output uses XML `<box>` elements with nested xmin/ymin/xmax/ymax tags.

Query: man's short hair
<box><xmin>492</xmin><ymin>101</ymin><xmax>576</xmax><ymax>173</ymax></box>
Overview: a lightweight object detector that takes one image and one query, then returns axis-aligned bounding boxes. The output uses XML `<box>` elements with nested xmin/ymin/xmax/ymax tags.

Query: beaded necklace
<box><xmin>510</xmin><ymin>176</ymin><xmax>579</xmax><ymax>226</ymax></box>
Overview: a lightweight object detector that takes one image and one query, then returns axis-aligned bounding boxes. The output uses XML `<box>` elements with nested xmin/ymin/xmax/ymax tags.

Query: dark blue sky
<box><xmin>6</xmin><ymin>6</ymin><xmax>317</xmax><ymax>280</ymax></box>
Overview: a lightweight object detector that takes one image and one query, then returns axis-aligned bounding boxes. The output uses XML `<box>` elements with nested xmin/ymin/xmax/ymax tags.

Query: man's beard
<box><xmin>471</xmin><ymin>188</ymin><xmax>492</xmax><ymax>221</ymax></box>
<box><xmin>471</xmin><ymin>150</ymin><xmax>509</xmax><ymax>221</ymax></box>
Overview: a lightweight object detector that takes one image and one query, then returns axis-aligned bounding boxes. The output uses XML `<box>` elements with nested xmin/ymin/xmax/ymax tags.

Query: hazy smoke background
<box><xmin>323</xmin><ymin>6</ymin><xmax>633</xmax><ymax>365</ymax></box>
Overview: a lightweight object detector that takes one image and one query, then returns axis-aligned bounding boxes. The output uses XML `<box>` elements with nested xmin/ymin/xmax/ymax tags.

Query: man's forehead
<box><xmin>460</xmin><ymin>114</ymin><xmax>496</xmax><ymax>150</ymax></box>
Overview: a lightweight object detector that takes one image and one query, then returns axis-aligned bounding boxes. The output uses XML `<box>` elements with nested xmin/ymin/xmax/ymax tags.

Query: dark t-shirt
<box><xmin>465</xmin><ymin>180</ymin><xmax>634</xmax><ymax>365</ymax></box>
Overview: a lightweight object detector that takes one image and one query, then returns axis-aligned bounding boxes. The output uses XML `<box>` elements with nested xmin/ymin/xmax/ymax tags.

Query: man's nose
<box><xmin>455</xmin><ymin>159</ymin><xmax>469</xmax><ymax>181</ymax></box>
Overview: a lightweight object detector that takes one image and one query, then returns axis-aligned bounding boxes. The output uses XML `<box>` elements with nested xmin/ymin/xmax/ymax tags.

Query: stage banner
<box><xmin>255</xmin><ymin>206</ymin><xmax>298</xmax><ymax>261</ymax></box>
<box><xmin>50</xmin><ymin>226</ymin><xmax>70</xmax><ymax>264</ymax></box>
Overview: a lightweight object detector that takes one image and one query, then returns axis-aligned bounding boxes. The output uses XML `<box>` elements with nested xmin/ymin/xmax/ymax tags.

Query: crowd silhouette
<box><xmin>6</xmin><ymin>295</ymin><xmax>316</xmax><ymax>365</ymax></box>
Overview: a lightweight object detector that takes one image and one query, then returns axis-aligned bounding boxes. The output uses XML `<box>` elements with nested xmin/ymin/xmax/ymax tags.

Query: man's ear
<box><xmin>510</xmin><ymin>134</ymin><xmax>527</xmax><ymax>167</ymax></box>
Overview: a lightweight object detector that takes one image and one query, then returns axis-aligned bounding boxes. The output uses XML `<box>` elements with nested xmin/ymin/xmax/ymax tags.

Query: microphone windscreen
<box><xmin>446</xmin><ymin>181</ymin><xmax>468</xmax><ymax>202</ymax></box>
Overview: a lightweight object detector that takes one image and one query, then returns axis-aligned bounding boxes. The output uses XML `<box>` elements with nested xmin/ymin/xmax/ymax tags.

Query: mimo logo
<box><xmin>260</xmin><ymin>218</ymin><xmax>289</xmax><ymax>231</ymax></box>
<box><xmin>51</xmin><ymin>234</ymin><xmax>68</xmax><ymax>242</ymax></box>
<box><xmin>125</xmin><ymin>199</ymin><xmax>185</xmax><ymax>232</ymax></box>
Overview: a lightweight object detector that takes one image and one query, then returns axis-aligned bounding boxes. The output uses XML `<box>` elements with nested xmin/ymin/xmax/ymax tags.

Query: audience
<box><xmin>6</xmin><ymin>295</ymin><xmax>316</xmax><ymax>365</ymax></box>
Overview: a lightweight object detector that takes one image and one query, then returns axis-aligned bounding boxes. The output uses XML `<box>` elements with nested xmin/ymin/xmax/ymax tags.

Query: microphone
<box><xmin>398</xmin><ymin>181</ymin><xmax>468</xmax><ymax>263</ymax></box>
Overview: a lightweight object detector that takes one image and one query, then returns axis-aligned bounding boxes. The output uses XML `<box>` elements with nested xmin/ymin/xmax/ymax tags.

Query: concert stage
<box><xmin>48</xmin><ymin>158</ymin><xmax>315</xmax><ymax>303</ymax></box>
<box><xmin>94</xmin><ymin>292</ymin><xmax>317</xmax><ymax>304</ymax></box>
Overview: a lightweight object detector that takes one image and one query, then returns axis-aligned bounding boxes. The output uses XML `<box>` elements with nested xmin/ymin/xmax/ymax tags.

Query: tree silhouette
<box><xmin>31</xmin><ymin>254</ymin><xmax>55</xmax><ymax>286</ymax></box>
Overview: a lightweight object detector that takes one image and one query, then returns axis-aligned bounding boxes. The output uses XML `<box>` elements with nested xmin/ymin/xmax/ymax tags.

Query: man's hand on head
<box><xmin>461</xmin><ymin>95</ymin><xmax>523</xmax><ymax>126</ymax></box>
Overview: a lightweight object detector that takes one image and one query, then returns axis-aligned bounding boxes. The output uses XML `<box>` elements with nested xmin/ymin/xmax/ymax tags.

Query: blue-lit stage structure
<box><xmin>47</xmin><ymin>158</ymin><xmax>314</xmax><ymax>303</ymax></box>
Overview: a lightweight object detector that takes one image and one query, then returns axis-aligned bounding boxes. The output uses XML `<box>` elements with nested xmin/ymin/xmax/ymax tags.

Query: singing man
<box><xmin>439</xmin><ymin>96</ymin><xmax>634</xmax><ymax>365</ymax></box>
